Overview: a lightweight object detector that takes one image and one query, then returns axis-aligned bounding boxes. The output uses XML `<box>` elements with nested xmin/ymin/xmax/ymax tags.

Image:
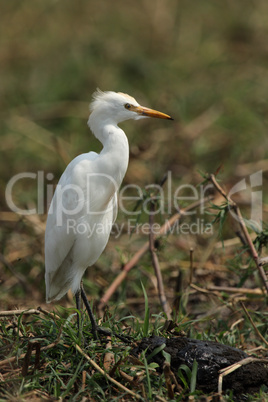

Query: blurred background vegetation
<box><xmin>1</xmin><ymin>0</ymin><xmax>268</xmax><ymax>315</ymax></box>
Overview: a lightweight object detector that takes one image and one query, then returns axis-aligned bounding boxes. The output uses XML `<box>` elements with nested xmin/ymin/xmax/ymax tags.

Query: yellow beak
<box><xmin>133</xmin><ymin>105</ymin><xmax>173</xmax><ymax>120</ymax></box>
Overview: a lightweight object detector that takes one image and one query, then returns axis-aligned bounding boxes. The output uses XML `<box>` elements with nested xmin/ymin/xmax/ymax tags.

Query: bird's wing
<box><xmin>45</xmin><ymin>151</ymin><xmax>99</xmax><ymax>276</ymax></box>
<box><xmin>45</xmin><ymin>150</ymin><xmax>120</xmax><ymax>300</ymax></box>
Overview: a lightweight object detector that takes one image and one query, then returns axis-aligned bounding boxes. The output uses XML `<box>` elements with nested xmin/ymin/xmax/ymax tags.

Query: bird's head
<box><xmin>89</xmin><ymin>89</ymin><xmax>173</xmax><ymax>125</ymax></box>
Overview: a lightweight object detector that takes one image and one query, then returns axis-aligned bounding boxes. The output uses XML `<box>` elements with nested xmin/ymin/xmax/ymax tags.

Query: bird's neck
<box><xmin>88</xmin><ymin>114</ymin><xmax>129</xmax><ymax>188</ymax></box>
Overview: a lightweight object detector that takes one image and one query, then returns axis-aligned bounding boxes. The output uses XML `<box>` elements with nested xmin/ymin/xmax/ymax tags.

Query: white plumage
<box><xmin>45</xmin><ymin>90</ymin><xmax>172</xmax><ymax>310</ymax></box>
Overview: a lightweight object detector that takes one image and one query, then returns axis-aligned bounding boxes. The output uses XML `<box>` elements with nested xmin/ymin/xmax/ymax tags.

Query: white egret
<box><xmin>45</xmin><ymin>90</ymin><xmax>173</xmax><ymax>338</ymax></box>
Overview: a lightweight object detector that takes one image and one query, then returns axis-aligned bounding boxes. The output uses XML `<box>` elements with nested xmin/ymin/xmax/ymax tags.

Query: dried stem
<box><xmin>149</xmin><ymin>199</ymin><xmax>172</xmax><ymax>320</ymax></box>
<box><xmin>218</xmin><ymin>357</ymin><xmax>268</xmax><ymax>394</ymax></box>
<box><xmin>259</xmin><ymin>256</ymin><xmax>268</xmax><ymax>266</ymax></box>
<box><xmin>75</xmin><ymin>344</ymin><xmax>143</xmax><ymax>400</ymax></box>
<box><xmin>163</xmin><ymin>362</ymin><xmax>175</xmax><ymax>399</ymax></box>
<box><xmin>240</xmin><ymin>302</ymin><xmax>268</xmax><ymax>346</ymax></box>
<box><xmin>207</xmin><ymin>286</ymin><xmax>263</xmax><ymax>295</ymax></box>
<box><xmin>189</xmin><ymin>248</ymin><xmax>194</xmax><ymax>285</ymax></box>
<box><xmin>0</xmin><ymin>308</ymin><xmax>41</xmax><ymax>317</ymax></box>
<box><xmin>209</xmin><ymin>174</ymin><xmax>268</xmax><ymax>293</ymax></box>
<box><xmin>0</xmin><ymin>340</ymin><xmax>61</xmax><ymax>369</ymax></box>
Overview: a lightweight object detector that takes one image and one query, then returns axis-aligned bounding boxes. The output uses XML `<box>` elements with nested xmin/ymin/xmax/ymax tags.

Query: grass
<box><xmin>0</xmin><ymin>291</ymin><xmax>267</xmax><ymax>400</ymax></box>
<box><xmin>1</xmin><ymin>0</ymin><xmax>268</xmax><ymax>400</ymax></box>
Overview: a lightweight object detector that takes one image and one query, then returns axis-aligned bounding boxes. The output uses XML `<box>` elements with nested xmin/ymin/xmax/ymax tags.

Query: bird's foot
<box><xmin>92</xmin><ymin>325</ymin><xmax>132</xmax><ymax>343</ymax></box>
<box><xmin>112</xmin><ymin>332</ymin><xmax>132</xmax><ymax>343</ymax></box>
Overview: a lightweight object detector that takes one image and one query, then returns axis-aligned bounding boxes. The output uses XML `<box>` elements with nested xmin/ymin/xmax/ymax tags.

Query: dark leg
<box><xmin>80</xmin><ymin>282</ymin><xmax>111</xmax><ymax>340</ymax></box>
<box><xmin>79</xmin><ymin>282</ymin><xmax>131</xmax><ymax>342</ymax></box>
<box><xmin>75</xmin><ymin>287</ymin><xmax>82</xmax><ymax>335</ymax></box>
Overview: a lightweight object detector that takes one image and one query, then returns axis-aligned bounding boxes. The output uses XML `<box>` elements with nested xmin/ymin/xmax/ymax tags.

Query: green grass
<box><xmin>0</xmin><ymin>299</ymin><xmax>267</xmax><ymax>400</ymax></box>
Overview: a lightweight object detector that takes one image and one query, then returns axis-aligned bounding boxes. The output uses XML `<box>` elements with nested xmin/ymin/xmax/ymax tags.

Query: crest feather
<box><xmin>90</xmin><ymin>89</ymin><xmax>139</xmax><ymax>112</ymax></box>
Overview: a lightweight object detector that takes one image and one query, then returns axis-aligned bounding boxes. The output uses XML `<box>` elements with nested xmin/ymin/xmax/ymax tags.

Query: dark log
<box><xmin>132</xmin><ymin>336</ymin><xmax>268</xmax><ymax>397</ymax></box>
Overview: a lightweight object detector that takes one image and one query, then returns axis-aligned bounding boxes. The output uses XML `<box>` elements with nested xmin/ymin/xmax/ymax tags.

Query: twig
<box><xmin>163</xmin><ymin>362</ymin><xmax>174</xmax><ymax>399</ymax></box>
<box><xmin>207</xmin><ymin>286</ymin><xmax>263</xmax><ymax>295</ymax></box>
<box><xmin>118</xmin><ymin>369</ymin><xmax>136</xmax><ymax>384</ymax></box>
<box><xmin>240</xmin><ymin>302</ymin><xmax>268</xmax><ymax>346</ymax></box>
<box><xmin>149</xmin><ymin>199</ymin><xmax>172</xmax><ymax>320</ymax></box>
<box><xmin>0</xmin><ymin>320</ymin><xmax>63</xmax><ymax>369</ymax></box>
<box><xmin>81</xmin><ymin>370</ymin><xmax>87</xmax><ymax>391</ymax></box>
<box><xmin>75</xmin><ymin>344</ymin><xmax>143</xmax><ymax>400</ymax></box>
<box><xmin>190</xmin><ymin>283</ymin><xmax>216</xmax><ymax>295</ymax></box>
<box><xmin>0</xmin><ymin>308</ymin><xmax>41</xmax><ymax>317</ymax></box>
<box><xmin>0</xmin><ymin>340</ymin><xmax>61</xmax><ymax>369</ymax></box>
<box><xmin>37</xmin><ymin>306</ymin><xmax>61</xmax><ymax>319</ymax></box>
<box><xmin>218</xmin><ymin>357</ymin><xmax>268</xmax><ymax>394</ymax></box>
<box><xmin>99</xmin><ymin>195</ymin><xmax>214</xmax><ymax>309</ymax></box>
<box><xmin>259</xmin><ymin>256</ymin><xmax>268</xmax><ymax>266</ymax></box>
<box><xmin>208</xmin><ymin>174</ymin><xmax>268</xmax><ymax>293</ymax></box>
<box><xmin>189</xmin><ymin>248</ymin><xmax>194</xmax><ymax>285</ymax></box>
<box><xmin>22</xmin><ymin>340</ymin><xmax>40</xmax><ymax>376</ymax></box>
<box><xmin>230</xmin><ymin>318</ymin><xmax>244</xmax><ymax>331</ymax></box>
<box><xmin>103</xmin><ymin>338</ymin><xmax>115</xmax><ymax>372</ymax></box>
<box><xmin>247</xmin><ymin>345</ymin><xmax>267</xmax><ymax>354</ymax></box>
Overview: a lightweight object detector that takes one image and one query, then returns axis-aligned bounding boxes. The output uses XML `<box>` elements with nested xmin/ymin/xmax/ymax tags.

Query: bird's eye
<box><xmin>125</xmin><ymin>103</ymin><xmax>131</xmax><ymax>110</ymax></box>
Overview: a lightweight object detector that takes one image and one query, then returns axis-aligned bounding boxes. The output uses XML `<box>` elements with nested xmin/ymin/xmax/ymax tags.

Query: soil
<box><xmin>132</xmin><ymin>335</ymin><xmax>268</xmax><ymax>398</ymax></box>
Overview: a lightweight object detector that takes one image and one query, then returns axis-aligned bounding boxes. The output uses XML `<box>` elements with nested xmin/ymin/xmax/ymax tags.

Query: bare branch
<box><xmin>208</xmin><ymin>174</ymin><xmax>268</xmax><ymax>293</ymax></box>
<box><xmin>75</xmin><ymin>344</ymin><xmax>143</xmax><ymax>400</ymax></box>
<box><xmin>240</xmin><ymin>302</ymin><xmax>268</xmax><ymax>346</ymax></box>
<box><xmin>149</xmin><ymin>199</ymin><xmax>172</xmax><ymax>320</ymax></box>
